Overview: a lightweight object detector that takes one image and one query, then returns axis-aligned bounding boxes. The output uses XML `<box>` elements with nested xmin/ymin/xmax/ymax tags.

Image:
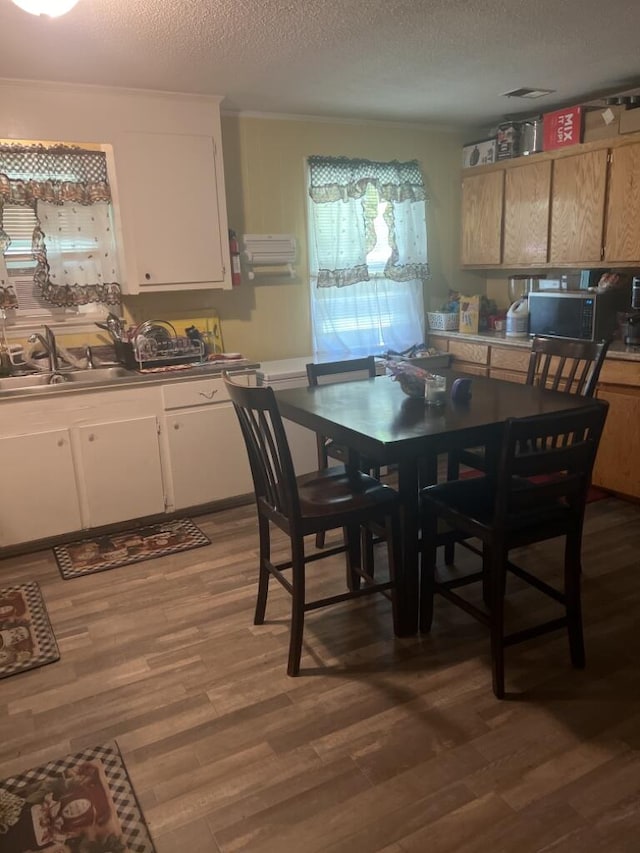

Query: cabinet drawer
<box><xmin>489</xmin><ymin>368</ymin><xmax>528</xmax><ymax>384</ymax></box>
<box><xmin>162</xmin><ymin>372</ymin><xmax>252</xmax><ymax>410</ymax></box>
<box><xmin>598</xmin><ymin>359</ymin><xmax>640</xmax><ymax>388</ymax></box>
<box><xmin>490</xmin><ymin>346</ymin><xmax>530</xmax><ymax>372</ymax></box>
<box><xmin>449</xmin><ymin>341</ymin><xmax>489</xmax><ymax>365</ymax></box>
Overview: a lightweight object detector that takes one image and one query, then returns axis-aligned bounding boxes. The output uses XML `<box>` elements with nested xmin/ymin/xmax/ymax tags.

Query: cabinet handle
<box><xmin>199</xmin><ymin>389</ymin><xmax>218</xmax><ymax>400</ymax></box>
<box><xmin>57</xmin><ymin>438</ymin><xmax>64</xmax><ymax>447</ymax></box>
<box><xmin>173</xmin><ymin>423</ymin><xmax>180</xmax><ymax>430</ymax></box>
<box><xmin>88</xmin><ymin>434</ymin><xmax>95</xmax><ymax>442</ymax></box>
<box><xmin>145</xmin><ymin>273</ymin><xmax>151</xmax><ymax>281</ymax></box>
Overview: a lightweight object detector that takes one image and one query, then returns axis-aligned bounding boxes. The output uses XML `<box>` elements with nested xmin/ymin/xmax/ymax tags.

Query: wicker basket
<box><xmin>427</xmin><ymin>311</ymin><xmax>459</xmax><ymax>331</ymax></box>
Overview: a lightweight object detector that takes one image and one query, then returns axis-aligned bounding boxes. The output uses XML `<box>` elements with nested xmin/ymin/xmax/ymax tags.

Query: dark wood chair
<box><xmin>223</xmin><ymin>372</ymin><xmax>404</xmax><ymax>676</ymax></box>
<box><xmin>449</xmin><ymin>337</ymin><xmax>609</xmax><ymax>478</ymax></box>
<box><xmin>421</xmin><ymin>401</ymin><xmax>609</xmax><ymax>698</ymax></box>
<box><xmin>306</xmin><ymin>357</ymin><xmax>380</xmax><ymax>551</ymax></box>
<box><xmin>444</xmin><ymin>337</ymin><xmax>610</xmax><ymax>564</ymax></box>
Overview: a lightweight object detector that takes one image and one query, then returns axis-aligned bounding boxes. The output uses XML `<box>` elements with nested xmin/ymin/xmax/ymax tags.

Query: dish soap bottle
<box><xmin>506</xmin><ymin>297</ymin><xmax>529</xmax><ymax>337</ymax></box>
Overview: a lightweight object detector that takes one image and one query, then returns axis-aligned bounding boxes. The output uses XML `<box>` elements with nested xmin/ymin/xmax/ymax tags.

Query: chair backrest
<box><xmin>306</xmin><ymin>356</ymin><xmax>377</xmax><ymax>387</ymax></box>
<box><xmin>526</xmin><ymin>337</ymin><xmax>610</xmax><ymax>397</ymax></box>
<box><xmin>223</xmin><ymin>373</ymin><xmax>300</xmax><ymax>524</ymax></box>
<box><xmin>493</xmin><ymin>402</ymin><xmax>609</xmax><ymax>526</ymax></box>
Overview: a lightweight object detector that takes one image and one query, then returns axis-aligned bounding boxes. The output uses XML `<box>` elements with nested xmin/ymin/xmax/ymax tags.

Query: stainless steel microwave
<box><xmin>528</xmin><ymin>290</ymin><xmax>628</xmax><ymax>341</ymax></box>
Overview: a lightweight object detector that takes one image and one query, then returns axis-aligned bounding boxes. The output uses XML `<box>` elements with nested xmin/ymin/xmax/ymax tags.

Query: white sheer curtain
<box><xmin>311</xmin><ymin>275</ymin><xmax>425</xmax><ymax>357</ymax></box>
<box><xmin>307</xmin><ymin>156</ymin><xmax>428</xmax><ymax>358</ymax></box>
<box><xmin>36</xmin><ymin>200</ymin><xmax>120</xmax><ymax>291</ymax></box>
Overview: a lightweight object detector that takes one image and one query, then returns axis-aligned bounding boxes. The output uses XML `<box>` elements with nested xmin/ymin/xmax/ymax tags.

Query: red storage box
<box><xmin>543</xmin><ymin>106</ymin><xmax>583</xmax><ymax>150</ymax></box>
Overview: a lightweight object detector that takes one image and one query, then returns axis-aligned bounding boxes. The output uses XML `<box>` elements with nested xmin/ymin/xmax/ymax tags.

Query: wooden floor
<box><xmin>1</xmin><ymin>494</ymin><xmax>639</xmax><ymax>852</ymax></box>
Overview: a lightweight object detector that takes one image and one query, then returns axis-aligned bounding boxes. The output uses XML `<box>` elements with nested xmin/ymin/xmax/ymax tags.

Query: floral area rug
<box><xmin>0</xmin><ymin>581</ymin><xmax>59</xmax><ymax>680</ymax></box>
<box><xmin>0</xmin><ymin>742</ymin><xmax>155</xmax><ymax>852</ymax></box>
<box><xmin>53</xmin><ymin>518</ymin><xmax>210</xmax><ymax>580</ymax></box>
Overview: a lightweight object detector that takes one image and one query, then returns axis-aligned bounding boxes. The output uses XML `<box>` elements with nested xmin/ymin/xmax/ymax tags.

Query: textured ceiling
<box><xmin>1</xmin><ymin>0</ymin><xmax>639</xmax><ymax>130</ymax></box>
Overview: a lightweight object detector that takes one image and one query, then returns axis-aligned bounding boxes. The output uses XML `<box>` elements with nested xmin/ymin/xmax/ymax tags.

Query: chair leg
<box><xmin>488</xmin><ymin>546</ymin><xmax>506</xmax><ymax>699</ymax></box>
<box><xmin>419</xmin><ymin>509</ymin><xmax>438</xmax><ymax>632</ymax></box>
<box><xmin>385</xmin><ymin>512</ymin><xmax>404</xmax><ymax>636</ymax></box>
<box><xmin>565</xmin><ymin>530</ymin><xmax>585</xmax><ymax>669</ymax></box>
<box><xmin>254</xmin><ymin>514</ymin><xmax>271</xmax><ymax>625</ymax></box>
<box><xmin>362</xmin><ymin>525</ymin><xmax>375</xmax><ymax>578</ymax></box>
<box><xmin>444</xmin><ymin>453</ymin><xmax>460</xmax><ymax>565</ymax></box>
<box><xmin>287</xmin><ymin>536</ymin><xmax>306</xmax><ymax>676</ymax></box>
<box><xmin>344</xmin><ymin>524</ymin><xmax>362</xmax><ymax>591</ymax></box>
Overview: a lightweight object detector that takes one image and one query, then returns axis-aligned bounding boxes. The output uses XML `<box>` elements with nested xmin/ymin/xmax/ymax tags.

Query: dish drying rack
<box><xmin>115</xmin><ymin>320</ymin><xmax>205</xmax><ymax>370</ymax></box>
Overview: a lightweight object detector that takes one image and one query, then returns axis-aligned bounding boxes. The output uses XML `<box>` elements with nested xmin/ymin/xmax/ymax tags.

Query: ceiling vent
<box><xmin>502</xmin><ymin>88</ymin><xmax>556</xmax><ymax>99</ymax></box>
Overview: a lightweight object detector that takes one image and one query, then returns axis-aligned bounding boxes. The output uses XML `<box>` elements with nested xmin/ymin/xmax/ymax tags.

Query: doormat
<box><xmin>53</xmin><ymin>518</ymin><xmax>210</xmax><ymax>580</ymax></box>
<box><xmin>0</xmin><ymin>581</ymin><xmax>59</xmax><ymax>680</ymax></box>
<box><xmin>0</xmin><ymin>742</ymin><xmax>155</xmax><ymax>852</ymax></box>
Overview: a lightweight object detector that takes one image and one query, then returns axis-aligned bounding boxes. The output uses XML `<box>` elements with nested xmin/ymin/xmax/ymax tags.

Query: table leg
<box><xmin>396</xmin><ymin>460</ymin><xmax>420</xmax><ymax>635</ymax></box>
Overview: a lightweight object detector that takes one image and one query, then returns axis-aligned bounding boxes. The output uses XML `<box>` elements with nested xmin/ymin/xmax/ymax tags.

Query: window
<box><xmin>307</xmin><ymin>156</ymin><xmax>428</xmax><ymax>358</ymax></box>
<box><xmin>0</xmin><ymin>142</ymin><xmax>122</xmax><ymax>327</ymax></box>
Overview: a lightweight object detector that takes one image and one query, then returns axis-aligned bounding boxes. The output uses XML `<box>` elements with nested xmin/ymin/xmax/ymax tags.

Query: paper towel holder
<box><xmin>243</xmin><ymin>234</ymin><xmax>296</xmax><ymax>280</ymax></box>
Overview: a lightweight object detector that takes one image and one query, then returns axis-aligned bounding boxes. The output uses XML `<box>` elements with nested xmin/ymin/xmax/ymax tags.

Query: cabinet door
<box><xmin>117</xmin><ymin>131</ymin><xmax>228</xmax><ymax>289</ymax></box>
<box><xmin>592</xmin><ymin>388</ymin><xmax>640</xmax><ymax>498</ymax></box>
<box><xmin>461</xmin><ymin>170</ymin><xmax>504</xmax><ymax>265</ymax></box>
<box><xmin>0</xmin><ymin>430</ymin><xmax>82</xmax><ymax>547</ymax></box>
<box><xmin>604</xmin><ymin>142</ymin><xmax>640</xmax><ymax>262</ymax></box>
<box><xmin>503</xmin><ymin>160</ymin><xmax>551</xmax><ymax>265</ymax></box>
<box><xmin>549</xmin><ymin>150</ymin><xmax>608</xmax><ymax>264</ymax></box>
<box><xmin>74</xmin><ymin>417</ymin><xmax>165</xmax><ymax>528</ymax></box>
<box><xmin>165</xmin><ymin>404</ymin><xmax>253</xmax><ymax>510</ymax></box>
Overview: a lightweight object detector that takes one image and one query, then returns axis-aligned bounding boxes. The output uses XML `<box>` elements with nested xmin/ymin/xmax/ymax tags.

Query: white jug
<box><xmin>506</xmin><ymin>298</ymin><xmax>529</xmax><ymax>337</ymax></box>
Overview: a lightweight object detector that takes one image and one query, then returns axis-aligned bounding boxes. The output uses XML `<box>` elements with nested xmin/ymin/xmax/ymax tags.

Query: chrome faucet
<box><xmin>28</xmin><ymin>325</ymin><xmax>60</xmax><ymax>373</ymax></box>
<box><xmin>85</xmin><ymin>345</ymin><xmax>95</xmax><ymax>369</ymax></box>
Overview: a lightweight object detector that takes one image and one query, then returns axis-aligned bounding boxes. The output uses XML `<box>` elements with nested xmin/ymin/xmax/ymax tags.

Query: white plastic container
<box><xmin>506</xmin><ymin>298</ymin><xmax>529</xmax><ymax>337</ymax></box>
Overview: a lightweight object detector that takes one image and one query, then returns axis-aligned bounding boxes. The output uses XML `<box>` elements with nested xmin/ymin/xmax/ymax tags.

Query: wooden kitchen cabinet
<box><xmin>592</xmin><ymin>359</ymin><xmax>640</xmax><ymax>498</ymax></box>
<box><xmin>604</xmin><ymin>142</ymin><xmax>640</xmax><ymax>262</ymax></box>
<box><xmin>74</xmin><ymin>417</ymin><xmax>166</xmax><ymax>528</ymax></box>
<box><xmin>549</xmin><ymin>149</ymin><xmax>608</xmax><ymax>264</ymax></box>
<box><xmin>503</xmin><ymin>160</ymin><xmax>551</xmax><ymax>265</ymax></box>
<box><xmin>460</xmin><ymin>130</ymin><xmax>640</xmax><ymax>270</ymax></box>
<box><xmin>461</xmin><ymin>170</ymin><xmax>504</xmax><ymax>265</ymax></box>
<box><xmin>0</xmin><ymin>429</ymin><xmax>82</xmax><ymax>547</ymax></box>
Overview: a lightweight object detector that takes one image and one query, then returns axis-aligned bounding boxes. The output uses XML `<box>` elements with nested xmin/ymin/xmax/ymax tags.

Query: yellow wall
<box><xmin>124</xmin><ymin>115</ymin><xmax>484</xmax><ymax>361</ymax></box>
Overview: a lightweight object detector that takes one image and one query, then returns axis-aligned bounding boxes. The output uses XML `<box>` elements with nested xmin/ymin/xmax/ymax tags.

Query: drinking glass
<box><xmin>425</xmin><ymin>374</ymin><xmax>447</xmax><ymax>406</ymax></box>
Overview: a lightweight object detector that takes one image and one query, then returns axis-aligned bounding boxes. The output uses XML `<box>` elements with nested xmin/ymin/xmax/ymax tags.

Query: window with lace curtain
<box><xmin>307</xmin><ymin>155</ymin><xmax>428</xmax><ymax>358</ymax></box>
<box><xmin>0</xmin><ymin>143</ymin><xmax>122</xmax><ymax>325</ymax></box>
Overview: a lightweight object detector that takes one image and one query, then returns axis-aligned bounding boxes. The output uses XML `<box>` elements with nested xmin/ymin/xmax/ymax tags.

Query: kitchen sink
<box><xmin>63</xmin><ymin>366</ymin><xmax>135</xmax><ymax>382</ymax></box>
<box><xmin>0</xmin><ymin>366</ymin><xmax>135</xmax><ymax>391</ymax></box>
<box><xmin>0</xmin><ymin>373</ymin><xmax>53</xmax><ymax>390</ymax></box>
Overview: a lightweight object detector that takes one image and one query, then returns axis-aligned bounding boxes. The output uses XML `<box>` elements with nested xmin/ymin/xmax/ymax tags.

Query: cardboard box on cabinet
<box><xmin>583</xmin><ymin>105</ymin><xmax>624</xmax><ymax>142</ymax></box>
<box><xmin>620</xmin><ymin>107</ymin><xmax>640</xmax><ymax>135</ymax></box>
<box><xmin>543</xmin><ymin>106</ymin><xmax>583</xmax><ymax>150</ymax></box>
<box><xmin>462</xmin><ymin>138</ymin><xmax>497</xmax><ymax>168</ymax></box>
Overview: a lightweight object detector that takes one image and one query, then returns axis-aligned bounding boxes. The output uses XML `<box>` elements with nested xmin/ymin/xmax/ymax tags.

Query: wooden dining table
<box><xmin>274</xmin><ymin>368</ymin><xmax>602</xmax><ymax>635</ymax></box>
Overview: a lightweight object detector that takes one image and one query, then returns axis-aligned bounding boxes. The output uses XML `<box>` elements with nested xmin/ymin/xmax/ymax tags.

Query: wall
<box><xmin>1</xmin><ymin>79</ymin><xmax>483</xmax><ymax>361</ymax></box>
<box><xmin>205</xmin><ymin>115</ymin><xmax>483</xmax><ymax>360</ymax></box>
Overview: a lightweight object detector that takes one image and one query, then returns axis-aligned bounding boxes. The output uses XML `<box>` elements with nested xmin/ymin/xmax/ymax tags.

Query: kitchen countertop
<box><xmin>0</xmin><ymin>360</ymin><xmax>260</xmax><ymax>401</ymax></box>
<box><xmin>428</xmin><ymin>330</ymin><xmax>640</xmax><ymax>362</ymax></box>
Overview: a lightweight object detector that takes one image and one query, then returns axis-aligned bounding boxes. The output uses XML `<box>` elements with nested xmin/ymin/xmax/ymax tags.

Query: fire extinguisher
<box><xmin>229</xmin><ymin>229</ymin><xmax>241</xmax><ymax>287</ymax></box>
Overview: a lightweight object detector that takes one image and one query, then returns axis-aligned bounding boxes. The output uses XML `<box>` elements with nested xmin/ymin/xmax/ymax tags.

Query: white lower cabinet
<box><xmin>73</xmin><ymin>417</ymin><xmax>166</xmax><ymax>528</ymax></box>
<box><xmin>0</xmin><ymin>371</ymin><xmax>256</xmax><ymax>548</ymax></box>
<box><xmin>164</xmin><ymin>405</ymin><xmax>253</xmax><ymax>509</ymax></box>
<box><xmin>0</xmin><ymin>429</ymin><xmax>82</xmax><ymax>547</ymax></box>
<box><xmin>161</xmin><ymin>372</ymin><xmax>255</xmax><ymax>510</ymax></box>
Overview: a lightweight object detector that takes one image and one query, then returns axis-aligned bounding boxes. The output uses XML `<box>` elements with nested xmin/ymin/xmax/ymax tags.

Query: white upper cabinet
<box><xmin>0</xmin><ymin>81</ymin><xmax>233</xmax><ymax>294</ymax></box>
<box><xmin>115</xmin><ymin>130</ymin><xmax>230</xmax><ymax>292</ymax></box>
